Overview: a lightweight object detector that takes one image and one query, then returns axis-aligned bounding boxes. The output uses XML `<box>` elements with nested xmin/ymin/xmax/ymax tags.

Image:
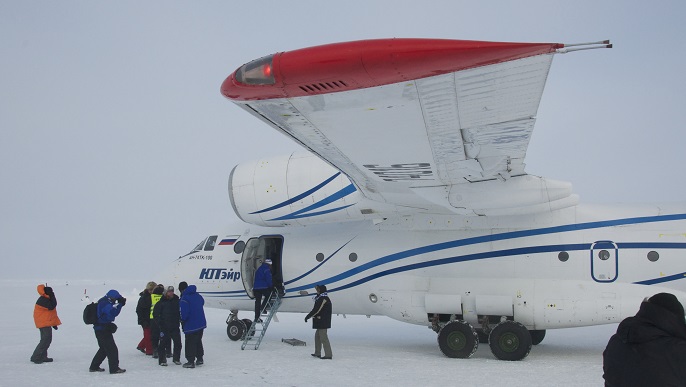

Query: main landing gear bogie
<box><xmin>436</xmin><ymin>320</ymin><xmax>536</xmax><ymax>361</ymax></box>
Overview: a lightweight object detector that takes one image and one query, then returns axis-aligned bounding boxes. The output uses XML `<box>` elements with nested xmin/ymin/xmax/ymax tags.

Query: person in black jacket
<box><xmin>135</xmin><ymin>281</ymin><xmax>156</xmax><ymax>355</ymax></box>
<box><xmin>603</xmin><ymin>292</ymin><xmax>686</xmax><ymax>386</ymax></box>
<box><xmin>305</xmin><ymin>285</ymin><xmax>333</xmax><ymax>359</ymax></box>
<box><xmin>154</xmin><ymin>286</ymin><xmax>182</xmax><ymax>366</ymax></box>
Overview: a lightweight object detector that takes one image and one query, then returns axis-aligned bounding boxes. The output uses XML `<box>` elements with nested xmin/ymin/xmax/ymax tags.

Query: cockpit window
<box><xmin>204</xmin><ymin>235</ymin><xmax>218</xmax><ymax>251</ymax></box>
<box><xmin>235</xmin><ymin>55</ymin><xmax>275</xmax><ymax>85</ymax></box>
<box><xmin>193</xmin><ymin>239</ymin><xmax>206</xmax><ymax>252</ymax></box>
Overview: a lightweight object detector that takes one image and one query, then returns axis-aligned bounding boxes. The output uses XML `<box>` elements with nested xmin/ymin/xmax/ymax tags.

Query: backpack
<box><xmin>83</xmin><ymin>302</ymin><xmax>98</xmax><ymax>325</ymax></box>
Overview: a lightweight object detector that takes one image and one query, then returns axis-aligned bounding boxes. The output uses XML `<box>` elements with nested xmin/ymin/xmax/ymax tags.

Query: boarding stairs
<box><xmin>242</xmin><ymin>290</ymin><xmax>282</xmax><ymax>350</ymax></box>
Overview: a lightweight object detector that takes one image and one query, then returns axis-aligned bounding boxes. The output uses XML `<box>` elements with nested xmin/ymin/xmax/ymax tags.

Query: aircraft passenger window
<box><xmin>204</xmin><ymin>235</ymin><xmax>218</xmax><ymax>251</ymax></box>
<box><xmin>558</xmin><ymin>251</ymin><xmax>569</xmax><ymax>262</ymax></box>
<box><xmin>598</xmin><ymin>250</ymin><xmax>610</xmax><ymax>261</ymax></box>
<box><xmin>233</xmin><ymin>240</ymin><xmax>245</xmax><ymax>254</ymax></box>
<box><xmin>316</xmin><ymin>253</ymin><xmax>324</xmax><ymax>262</ymax></box>
<box><xmin>647</xmin><ymin>251</ymin><xmax>659</xmax><ymax>262</ymax></box>
<box><xmin>349</xmin><ymin>253</ymin><xmax>358</xmax><ymax>262</ymax></box>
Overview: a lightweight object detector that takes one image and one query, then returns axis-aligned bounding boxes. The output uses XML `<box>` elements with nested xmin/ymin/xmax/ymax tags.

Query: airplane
<box><xmin>160</xmin><ymin>38</ymin><xmax>686</xmax><ymax>361</ymax></box>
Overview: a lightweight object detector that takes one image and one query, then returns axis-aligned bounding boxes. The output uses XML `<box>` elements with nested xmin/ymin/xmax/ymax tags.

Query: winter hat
<box><xmin>649</xmin><ymin>293</ymin><xmax>685</xmax><ymax>319</ymax></box>
<box><xmin>166</xmin><ymin>286</ymin><xmax>175</xmax><ymax>293</ymax></box>
<box><xmin>146</xmin><ymin>281</ymin><xmax>157</xmax><ymax>291</ymax></box>
<box><xmin>178</xmin><ymin>281</ymin><xmax>188</xmax><ymax>293</ymax></box>
<box><xmin>106</xmin><ymin>289</ymin><xmax>121</xmax><ymax>299</ymax></box>
<box><xmin>317</xmin><ymin>284</ymin><xmax>327</xmax><ymax>293</ymax></box>
<box><xmin>265</xmin><ymin>259</ymin><xmax>273</xmax><ymax>264</ymax></box>
<box><xmin>153</xmin><ymin>285</ymin><xmax>164</xmax><ymax>295</ymax></box>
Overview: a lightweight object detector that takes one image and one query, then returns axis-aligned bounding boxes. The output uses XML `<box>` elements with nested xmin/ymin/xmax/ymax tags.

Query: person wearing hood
<box><xmin>135</xmin><ymin>281</ymin><xmax>156</xmax><ymax>355</ymax></box>
<box><xmin>30</xmin><ymin>284</ymin><xmax>61</xmax><ymax>364</ymax></box>
<box><xmin>154</xmin><ymin>286</ymin><xmax>182</xmax><ymax>366</ymax></box>
<box><xmin>603</xmin><ymin>292</ymin><xmax>686</xmax><ymax>386</ymax></box>
<box><xmin>179</xmin><ymin>284</ymin><xmax>206</xmax><ymax>368</ymax></box>
<box><xmin>89</xmin><ymin>289</ymin><xmax>126</xmax><ymax>374</ymax></box>
<box><xmin>305</xmin><ymin>285</ymin><xmax>333</xmax><ymax>359</ymax></box>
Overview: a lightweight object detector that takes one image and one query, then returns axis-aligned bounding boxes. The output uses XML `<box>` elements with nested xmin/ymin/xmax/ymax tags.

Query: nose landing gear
<box><xmin>226</xmin><ymin>310</ymin><xmax>253</xmax><ymax>341</ymax></box>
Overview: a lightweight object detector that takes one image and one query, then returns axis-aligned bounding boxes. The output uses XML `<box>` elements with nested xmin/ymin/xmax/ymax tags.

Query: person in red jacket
<box><xmin>31</xmin><ymin>284</ymin><xmax>61</xmax><ymax>364</ymax></box>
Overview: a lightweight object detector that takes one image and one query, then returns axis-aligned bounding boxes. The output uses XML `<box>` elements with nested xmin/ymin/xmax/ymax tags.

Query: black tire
<box><xmin>227</xmin><ymin>319</ymin><xmax>246</xmax><ymax>341</ymax></box>
<box><xmin>488</xmin><ymin>321</ymin><xmax>532</xmax><ymax>361</ymax></box>
<box><xmin>242</xmin><ymin>318</ymin><xmax>253</xmax><ymax>327</ymax></box>
<box><xmin>530</xmin><ymin>329</ymin><xmax>546</xmax><ymax>345</ymax></box>
<box><xmin>437</xmin><ymin>321</ymin><xmax>479</xmax><ymax>358</ymax></box>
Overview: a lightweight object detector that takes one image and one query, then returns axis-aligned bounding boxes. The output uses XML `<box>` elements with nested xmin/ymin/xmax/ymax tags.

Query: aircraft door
<box><xmin>590</xmin><ymin>241</ymin><xmax>618</xmax><ymax>282</ymax></box>
<box><xmin>240</xmin><ymin>236</ymin><xmax>284</xmax><ymax>299</ymax></box>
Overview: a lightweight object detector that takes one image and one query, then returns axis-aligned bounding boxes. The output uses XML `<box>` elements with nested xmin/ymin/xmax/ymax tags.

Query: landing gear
<box><xmin>488</xmin><ymin>321</ymin><xmax>532</xmax><ymax>361</ymax></box>
<box><xmin>530</xmin><ymin>329</ymin><xmax>546</xmax><ymax>345</ymax></box>
<box><xmin>437</xmin><ymin>321</ymin><xmax>479</xmax><ymax>358</ymax></box>
<box><xmin>476</xmin><ymin>329</ymin><xmax>489</xmax><ymax>344</ymax></box>
<box><xmin>227</xmin><ymin>319</ymin><xmax>247</xmax><ymax>341</ymax></box>
<box><xmin>226</xmin><ymin>310</ymin><xmax>250</xmax><ymax>341</ymax></box>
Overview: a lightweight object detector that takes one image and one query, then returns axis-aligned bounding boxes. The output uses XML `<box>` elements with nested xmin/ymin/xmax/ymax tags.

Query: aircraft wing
<box><xmin>221</xmin><ymin>39</ymin><xmax>610</xmax><ymax>216</ymax></box>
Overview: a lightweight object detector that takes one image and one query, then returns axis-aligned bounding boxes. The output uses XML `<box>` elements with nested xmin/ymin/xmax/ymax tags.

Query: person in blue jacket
<box><xmin>180</xmin><ymin>284</ymin><xmax>206</xmax><ymax>368</ymax></box>
<box><xmin>253</xmin><ymin>258</ymin><xmax>273</xmax><ymax>323</ymax></box>
<box><xmin>89</xmin><ymin>289</ymin><xmax>126</xmax><ymax>374</ymax></box>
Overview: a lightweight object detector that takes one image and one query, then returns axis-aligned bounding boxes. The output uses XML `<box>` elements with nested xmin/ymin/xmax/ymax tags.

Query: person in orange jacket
<box><xmin>31</xmin><ymin>284</ymin><xmax>61</xmax><ymax>364</ymax></box>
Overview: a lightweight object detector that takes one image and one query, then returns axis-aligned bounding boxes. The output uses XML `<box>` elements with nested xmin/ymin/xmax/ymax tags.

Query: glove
<box><xmin>118</xmin><ymin>297</ymin><xmax>127</xmax><ymax>306</ymax></box>
<box><xmin>52</xmin><ymin>326</ymin><xmax>58</xmax><ymax>330</ymax></box>
<box><xmin>305</xmin><ymin>317</ymin><xmax>309</xmax><ymax>322</ymax></box>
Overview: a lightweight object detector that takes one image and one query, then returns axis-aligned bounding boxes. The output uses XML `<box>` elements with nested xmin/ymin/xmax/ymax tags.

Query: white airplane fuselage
<box><xmin>163</xmin><ymin>201</ymin><xmax>686</xmax><ymax>331</ymax></box>
<box><xmin>166</xmin><ymin>38</ymin><xmax>683</xmax><ymax>359</ymax></box>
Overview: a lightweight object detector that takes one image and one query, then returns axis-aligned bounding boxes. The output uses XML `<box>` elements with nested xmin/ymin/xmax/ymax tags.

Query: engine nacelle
<box><xmin>229</xmin><ymin>151</ymin><xmax>367</xmax><ymax>226</ymax></box>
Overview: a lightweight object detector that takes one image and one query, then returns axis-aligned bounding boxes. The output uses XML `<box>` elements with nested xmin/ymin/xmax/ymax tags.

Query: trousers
<box><xmin>137</xmin><ymin>325</ymin><xmax>153</xmax><ymax>355</ymax></box>
<box><xmin>90</xmin><ymin>329</ymin><xmax>119</xmax><ymax>372</ymax></box>
<box><xmin>31</xmin><ymin>326</ymin><xmax>53</xmax><ymax>362</ymax></box>
<box><xmin>159</xmin><ymin>328</ymin><xmax>182</xmax><ymax>363</ymax></box>
<box><xmin>253</xmin><ymin>288</ymin><xmax>272</xmax><ymax>321</ymax></box>
<box><xmin>314</xmin><ymin>328</ymin><xmax>332</xmax><ymax>358</ymax></box>
<box><xmin>184</xmin><ymin>329</ymin><xmax>204</xmax><ymax>363</ymax></box>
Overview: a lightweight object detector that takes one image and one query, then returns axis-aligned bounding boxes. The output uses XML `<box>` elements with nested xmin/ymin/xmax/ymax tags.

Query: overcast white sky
<box><xmin>1</xmin><ymin>1</ymin><xmax>685</xmax><ymax>280</ymax></box>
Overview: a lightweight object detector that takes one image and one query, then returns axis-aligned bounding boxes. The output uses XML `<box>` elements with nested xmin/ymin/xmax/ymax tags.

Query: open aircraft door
<box><xmin>590</xmin><ymin>240</ymin><xmax>618</xmax><ymax>282</ymax></box>
<box><xmin>240</xmin><ymin>235</ymin><xmax>284</xmax><ymax>299</ymax></box>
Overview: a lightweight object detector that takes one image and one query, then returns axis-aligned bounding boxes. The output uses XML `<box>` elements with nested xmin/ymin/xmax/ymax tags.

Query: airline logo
<box><xmin>199</xmin><ymin>268</ymin><xmax>241</xmax><ymax>281</ymax></box>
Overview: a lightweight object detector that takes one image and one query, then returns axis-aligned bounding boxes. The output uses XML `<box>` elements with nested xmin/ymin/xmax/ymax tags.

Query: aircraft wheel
<box><xmin>242</xmin><ymin>318</ymin><xmax>253</xmax><ymax>327</ymax></box>
<box><xmin>227</xmin><ymin>319</ymin><xmax>247</xmax><ymax>341</ymax></box>
<box><xmin>530</xmin><ymin>329</ymin><xmax>546</xmax><ymax>345</ymax></box>
<box><xmin>488</xmin><ymin>321</ymin><xmax>532</xmax><ymax>361</ymax></box>
<box><xmin>437</xmin><ymin>321</ymin><xmax>478</xmax><ymax>358</ymax></box>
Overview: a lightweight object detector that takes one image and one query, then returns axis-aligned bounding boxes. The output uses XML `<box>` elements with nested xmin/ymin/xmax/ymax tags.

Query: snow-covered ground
<box><xmin>4</xmin><ymin>280</ymin><xmax>617</xmax><ymax>386</ymax></box>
